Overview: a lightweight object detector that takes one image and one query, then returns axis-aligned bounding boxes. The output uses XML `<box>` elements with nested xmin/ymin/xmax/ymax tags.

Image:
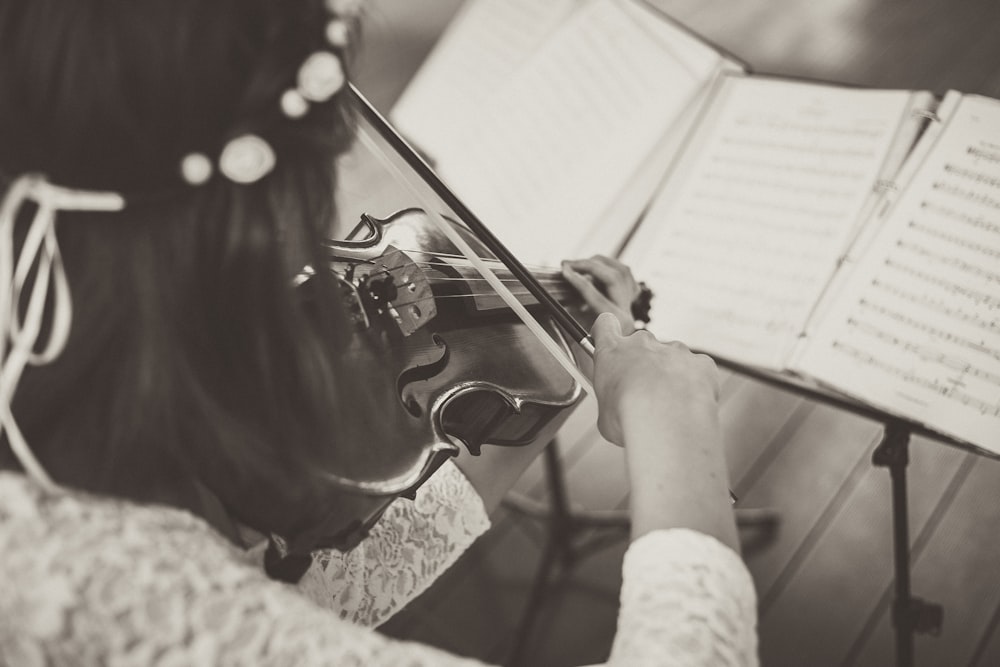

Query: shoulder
<box><xmin>0</xmin><ymin>472</ymin><xmax>489</xmax><ymax>666</ymax></box>
<box><xmin>0</xmin><ymin>472</ymin><xmax>259</xmax><ymax>663</ymax></box>
<box><xmin>0</xmin><ymin>470</ymin><xmax>231</xmax><ymax>563</ymax></box>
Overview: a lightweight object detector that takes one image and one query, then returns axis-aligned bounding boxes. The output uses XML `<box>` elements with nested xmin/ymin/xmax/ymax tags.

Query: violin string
<box><xmin>391</xmin><ymin>248</ymin><xmax>561</xmax><ymax>273</ymax></box>
<box><xmin>352</xmin><ymin>246</ymin><xmax>562</xmax><ymax>275</ymax></box>
<box><xmin>405</xmin><ymin>274</ymin><xmax>567</xmax><ymax>287</ymax></box>
<box><xmin>366</xmin><ymin>261</ymin><xmax>567</xmax><ymax>287</ymax></box>
<box><xmin>384</xmin><ymin>290</ymin><xmax>578</xmax><ymax>313</ymax></box>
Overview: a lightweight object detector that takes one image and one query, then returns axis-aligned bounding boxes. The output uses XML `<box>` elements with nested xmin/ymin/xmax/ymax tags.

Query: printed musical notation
<box><xmin>631</xmin><ymin>76</ymin><xmax>914</xmax><ymax>369</ymax></box>
<box><xmin>391</xmin><ymin>0</ymin><xmax>577</xmax><ymax>165</ymax></box>
<box><xmin>798</xmin><ymin>94</ymin><xmax>1000</xmax><ymax>449</ymax></box>
<box><xmin>421</xmin><ymin>0</ymin><xmax>725</xmax><ymax>265</ymax></box>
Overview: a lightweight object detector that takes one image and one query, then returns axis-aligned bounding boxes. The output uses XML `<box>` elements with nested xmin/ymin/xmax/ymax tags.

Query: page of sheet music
<box><xmin>623</xmin><ymin>76</ymin><xmax>914</xmax><ymax>369</ymax></box>
<box><xmin>425</xmin><ymin>0</ymin><xmax>724</xmax><ymax>265</ymax></box>
<box><xmin>795</xmin><ymin>94</ymin><xmax>1000</xmax><ymax>452</ymax></box>
<box><xmin>390</xmin><ymin>0</ymin><xmax>576</xmax><ymax>162</ymax></box>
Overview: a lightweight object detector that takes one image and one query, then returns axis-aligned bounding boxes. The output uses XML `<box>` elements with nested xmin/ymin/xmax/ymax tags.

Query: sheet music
<box><xmin>796</xmin><ymin>94</ymin><xmax>1000</xmax><ymax>452</ymax></box>
<box><xmin>423</xmin><ymin>0</ymin><xmax>724</xmax><ymax>265</ymax></box>
<box><xmin>624</xmin><ymin>76</ymin><xmax>914</xmax><ymax>369</ymax></box>
<box><xmin>391</xmin><ymin>0</ymin><xmax>576</xmax><ymax>162</ymax></box>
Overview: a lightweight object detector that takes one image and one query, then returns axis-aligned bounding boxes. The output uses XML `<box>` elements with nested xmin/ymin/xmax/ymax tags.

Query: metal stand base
<box><xmin>872</xmin><ymin>422</ymin><xmax>943</xmax><ymax>667</ymax></box>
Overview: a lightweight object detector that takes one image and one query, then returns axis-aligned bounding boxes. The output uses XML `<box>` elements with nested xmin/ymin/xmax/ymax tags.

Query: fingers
<box><xmin>562</xmin><ymin>263</ymin><xmax>613</xmax><ymax>308</ymax></box>
<box><xmin>563</xmin><ymin>257</ymin><xmax>620</xmax><ymax>288</ymax></box>
<box><xmin>590</xmin><ymin>254</ymin><xmax>634</xmax><ymax>278</ymax></box>
<box><xmin>563</xmin><ymin>256</ymin><xmax>639</xmax><ymax>314</ymax></box>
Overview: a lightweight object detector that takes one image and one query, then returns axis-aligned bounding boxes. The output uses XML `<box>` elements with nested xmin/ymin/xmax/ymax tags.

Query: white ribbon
<box><xmin>0</xmin><ymin>175</ymin><xmax>124</xmax><ymax>492</ymax></box>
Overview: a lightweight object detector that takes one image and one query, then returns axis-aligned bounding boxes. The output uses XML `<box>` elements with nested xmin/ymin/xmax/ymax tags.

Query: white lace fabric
<box><xmin>611</xmin><ymin>529</ymin><xmax>759</xmax><ymax>666</ymax></box>
<box><xmin>246</xmin><ymin>460</ymin><xmax>492</xmax><ymax>627</ymax></box>
<box><xmin>0</xmin><ymin>467</ymin><xmax>758</xmax><ymax>666</ymax></box>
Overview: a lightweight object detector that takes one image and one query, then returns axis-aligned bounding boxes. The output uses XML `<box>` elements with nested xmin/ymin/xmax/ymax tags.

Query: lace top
<box><xmin>0</xmin><ymin>466</ymin><xmax>758</xmax><ymax>666</ymax></box>
<box><xmin>245</xmin><ymin>460</ymin><xmax>493</xmax><ymax>627</ymax></box>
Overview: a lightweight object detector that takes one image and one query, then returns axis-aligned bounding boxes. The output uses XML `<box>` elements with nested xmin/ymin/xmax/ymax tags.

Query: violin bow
<box><xmin>347</xmin><ymin>84</ymin><xmax>596</xmax><ymax>358</ymax></box>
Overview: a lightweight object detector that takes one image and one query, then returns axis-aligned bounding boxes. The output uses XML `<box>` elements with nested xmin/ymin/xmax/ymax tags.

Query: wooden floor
<box><xmin>350</xmin><ymin>1</ymin><xmax>1000</xmax><ymax>665</ymax></box>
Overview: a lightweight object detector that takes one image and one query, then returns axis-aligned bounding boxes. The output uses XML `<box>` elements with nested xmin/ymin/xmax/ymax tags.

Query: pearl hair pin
<box><xmin>180</xmin><ymin>7</ymin><xmax>351</xmax><ymax>186</ymax></box>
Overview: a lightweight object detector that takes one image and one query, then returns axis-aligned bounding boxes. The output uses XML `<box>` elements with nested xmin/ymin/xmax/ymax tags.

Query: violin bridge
<box><xmin>357</xmin><ymin>245</ymin><xmax>436</xmax><ymax>336</ymax></box>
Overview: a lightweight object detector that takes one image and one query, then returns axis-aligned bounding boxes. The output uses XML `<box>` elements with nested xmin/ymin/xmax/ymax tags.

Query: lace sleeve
<box><xmin>609</xmin><ymin>528</ymin><xmax>759</xmax><ymax>667</ymax></box>
<box><xmin>0</xmin><ymin>473</ymin><xmax>494</xmax><ymax>667</ymax></box>
<box><xmin>1</xmin><ymin>474</ymin><xmax>757</xmax><ymax>667</ymax></box>
<box><xmin>291</xmin><ymin>460</ymin><xmax>491</xmax><ymax>627</ymax></box>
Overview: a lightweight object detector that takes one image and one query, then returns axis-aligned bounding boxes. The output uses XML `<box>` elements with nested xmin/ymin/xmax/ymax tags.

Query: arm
<box><xmin>589</xmin><ymin>313</ymin><xmax>737</xmax><ymax>549</ymax></box>
<box><xmin>590</xmin><ymin>312</ymin><xmax>756</xmax><ymax>664</ymax></box>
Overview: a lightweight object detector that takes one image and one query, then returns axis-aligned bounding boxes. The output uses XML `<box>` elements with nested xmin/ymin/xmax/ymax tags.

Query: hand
<box><xmin>589</xmin><ymin>314</ymin><xmax>735</xmax><ymax>549</ymax></box>
<box><xmin>589</xmin><ymin>313</ymin><xmax>719</xmax><ymax>447</ymax></box>
<box><xmin>562</xmin><ymin>255</ymin><xmax>641</xmax><ymax>334</ymax></box>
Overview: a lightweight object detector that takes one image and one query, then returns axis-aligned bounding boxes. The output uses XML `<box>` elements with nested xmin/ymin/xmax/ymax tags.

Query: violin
<box><xmin>263</xmin><ymin>86</ymin><xmax>650</xmax><ymax>582</ymax></box>
<box><xmin>263</xmin><ymin>208</ymin><xmax>593</xmax><ymax>581</ymax></box>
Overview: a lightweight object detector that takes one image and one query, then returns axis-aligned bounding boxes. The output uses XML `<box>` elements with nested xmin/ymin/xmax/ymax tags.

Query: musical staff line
<box><xmin>870</xmin><ymin>279</ymin><xmax>999</xmax><ymax>332</ymax></box>
<box><xmin>907</xmin><ymin>221</ymin><xmax>1000</xmax><ymax>260</ymax></box>
<box><xmin>882</xmin><ymin>258</ymin><xmax>1000</xmax><ymax>308</ymax></box>
<box><xmin>943</xmin><ymin>163</ymin><xmax>1000</xmax><ymax>190</ymax></box>
<box><xmin>846</xmin><ymin>318</ymin><xmax>1000</xmax><ymax>383</ymax></box>
<box><xmin>676</xmin><ymin>207</ymin><xmax>841</xmax><ymax>238</ymax></box>
<box><xmin>709</xmin><ymin>155</ymin><xmax>865</xmax><ymax>181</ymax></box>
<box><xmin>720</xmin><ymin>136</ymin><xmax>877</xmax><ymax>159</ymax></box>
<box><xmin>856</xmin><ymin>298</ymin><xmax>1000</xmax><ymax>361</ymax></box>
<box><xmin>892</xmin><ymin>241</ymin><xmax>1000</xmax><ymax>284</ymax></box>
<box><xmin>920</xmin><ymin>200</ymin><xmax>1000</xmax><ymax>234</ymax></box>
<box><xmin>932</xmin><ymin>181</ymin><xmax>1000</xmax><ymax>210</ymax></box>
<box><xmin>831</xmin><ymin>341</ymin><xmax>1000</xmax><ymax>416</ymax></box>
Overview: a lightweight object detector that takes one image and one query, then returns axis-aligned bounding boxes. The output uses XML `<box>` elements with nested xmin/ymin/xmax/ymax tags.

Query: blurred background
<box><xmin>344</xmin><ymin>1</ymin><xmax>1000</xmax><ymax>665</ymax></box>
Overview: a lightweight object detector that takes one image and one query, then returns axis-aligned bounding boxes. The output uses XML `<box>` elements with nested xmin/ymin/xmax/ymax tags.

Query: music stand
<box><xmin>502</xmin><ymin>353</ymin><xmax>997</xmax><ymax>667</ymax></box>
<box><xmin>692</xmin><ymin>356</ymin><xmax>997</xmax><ymax>667</ymax></box>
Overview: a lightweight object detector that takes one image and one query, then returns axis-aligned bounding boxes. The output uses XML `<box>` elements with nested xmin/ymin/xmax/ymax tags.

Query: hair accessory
<box><xmin>0</xmin><ymin>175</ymin><xmax>125</xmax><ymax>492</ymax></box>
<box><xmin>280</xmin><ymin>90</ymin><xmax>310</xmax><ymax>119</ymax></box>
<box><xmin>297</xmin><ymin>51</ymin><xmax>345</xmax><ymax>103</ymax></box>
<box><xmin>219</xmin><ymin>134</ymin><xmax>277</xmax><ymax>184</ymax></box>
<box><xmin>181</xmin><ymin>152</ymin><xmax>214</xmax><ymax>186</ymax></box>
<box><xmin>180</xmin><ymin>6</ymin><xmax>351</xmax><ymax>187</ymax></box>
<box><xmin>326</xmin><ymin>0</ymin><xmax>364</xmax><ymax>18</ymax></box>
<box><xmin>325</xmin><ymin>19</ymin><xmax>350</xmax><ymax>48</ymax></box>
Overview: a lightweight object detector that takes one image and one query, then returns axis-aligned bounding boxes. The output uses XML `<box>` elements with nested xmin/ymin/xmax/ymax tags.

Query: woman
<box><xmin>0</xmin><ymin>0</ymin><xmax>757</xmax><ymax>664</ymax></box>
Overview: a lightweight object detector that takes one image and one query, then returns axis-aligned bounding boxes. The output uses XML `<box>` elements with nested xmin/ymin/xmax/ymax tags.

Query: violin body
<box><xmin>337</xmin><ymin>208</ymin><xmax>583</xmax><ymax>453</ymax></box>
<box><xmin>282</xmin><ymin>209</ymin><xmax>585</xmax><ymax>563</ymax></box>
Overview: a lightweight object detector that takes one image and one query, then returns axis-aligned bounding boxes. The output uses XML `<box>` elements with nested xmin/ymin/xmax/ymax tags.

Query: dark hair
<box><xmin>0</xmin><ymin>0</ymin><xmax>398</xmax><ymax>542</ymax></box>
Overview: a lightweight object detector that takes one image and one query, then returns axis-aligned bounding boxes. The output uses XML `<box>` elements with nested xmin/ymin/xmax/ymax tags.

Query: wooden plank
<box><xmin>847</xmin><ymin>455</ymin><xmax>1000</xmax><ymax>667</ymax></box>
<box><xmin>740</xmin><ymin>405</ymin><xmax>883</xmax><ymax>600</ymax></box>
<box><xmin>518</xmin><ymin>541</ymin><xmax>627</xmax><ymax>667</ymax></box>
<box><xmin>719</xmin><ymin>380</ymin><xmax>808</xmax><ymax>491</ymax></box>
<box><xmin>758</xmin><ymin>436</ymin><xmax>967</xmax><ymax>667</ymax></box>
<box><xmin>971</xmin><ymin>601</ymin><xmax>1000</xmax><ymax>667</ymax></box>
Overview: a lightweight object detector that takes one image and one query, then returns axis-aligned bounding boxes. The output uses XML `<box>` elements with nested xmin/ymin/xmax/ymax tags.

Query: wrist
<box><xmin>617</xmin><ymin>387</ymin><xmax>718</xmax><ymax>436</ymax></box>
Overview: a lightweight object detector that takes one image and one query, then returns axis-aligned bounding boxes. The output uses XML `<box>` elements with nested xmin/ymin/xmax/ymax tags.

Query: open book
<box><xmin>390</xmin><ymin>0</ymin><xmax>1000</xmax><ymax>455</ymax></box>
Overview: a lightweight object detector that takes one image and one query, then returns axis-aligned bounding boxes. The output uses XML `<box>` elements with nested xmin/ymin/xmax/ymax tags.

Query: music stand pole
<box><xmin>872</xmin><ymin>421</ymin><xmax>943</xmax><ymax>667</ymax></box>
